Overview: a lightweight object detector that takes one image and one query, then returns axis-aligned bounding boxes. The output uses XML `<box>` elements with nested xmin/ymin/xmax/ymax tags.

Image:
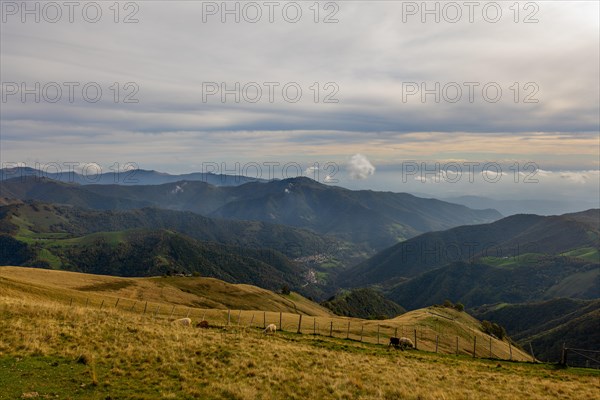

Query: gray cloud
<box><xmin>0</xmin><ymin>1</ymin><xmax>598</xmax><ymax>206</ymax></box>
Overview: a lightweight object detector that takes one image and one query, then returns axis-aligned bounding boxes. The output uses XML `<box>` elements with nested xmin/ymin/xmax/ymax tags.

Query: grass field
<box><xmin>561</xmin><ymin>247</ymin><xmax>600</xmax><ymax>263</ymax></box>
<box><xmin>0</xmin><ymin>267</ymin><xmax>332</xmax><ymax>316</ymax></box>
<box><xmin>1</xmin><ymin>267</ymin><xmax>599</xmax><ymax>399</ymax></box>
<box><xmin>0</xmin><ymin>267</ymin><xmax>530</xmax><ymax>359</ymax></box>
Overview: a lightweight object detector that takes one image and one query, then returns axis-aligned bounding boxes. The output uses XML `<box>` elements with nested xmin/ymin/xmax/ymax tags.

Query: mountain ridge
<box><xmin>1</xmin><ymin>176</ymin><xmax>502</xmax><ymax>252</ymax></box>
<box><xmin>0</xmin><ymin>167</ymin><xmax>265</xmax><ymax>186</ymax></box>
<box><xmin>341</xmin><ymin>209</ymin><xmax>600</xmax><ymax>287</ymax></box>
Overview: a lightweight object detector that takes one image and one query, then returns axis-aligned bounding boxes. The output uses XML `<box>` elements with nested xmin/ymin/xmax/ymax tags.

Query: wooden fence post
<box><xmin>143</xmin><ymin>301</ymin><xmax>148</xmax><ymax>314</ymax></box>
<box><xmin>529</xmin><ymin>342</ymin><xmax>536</xmax><ymax>363</ymax></box>
<box><xmin>377</xmin><ymin>325</ymin><xmax>380</xmax><ymax>344</ymax></box>
<box><xmin>489</xmin><ymin>337</ymin><xmax>492</xmax><ymax>358</ymax></box>
<box><xmin>227</xmin><ymin>309</ymin><xmax>231</xmax><ymax>326</ymax></box>
<box><xmin>560</xmin><ymin>343</ymin><xmax>567</xmax><ymax>366</ymax></box>
<box><xmin>130</xmin><ymin>301</ymin><xmax>137</xmax><ymax>311</ymax></box>
<box><xmin>456</xmin><ymin>336</ymin><xmax>459</xmax><ymax>355</ymax></box>
<box><xmin>263</xmin><ymin>312</ymin><xmax>266</xmax><ymax>329</ymax></box>
<box><xmin>202</xmin><ymin>311</ymin><xmax>206</xmax><ymax>321</ymax></box>
<box><xmin>114</xmin><ymin>298</ymin><xmax>120</xmax><ymax>308</ymax></box>
<box><xmin>154</xmin><ymin>306</ymin><xmax>160</xmax><ymax>317</ymax></box>
<box><xmin>435</xmin><ymin>335</ymin><xmax>439</xmax><ymax>353</ymax></box>
<box><xmin>85</xmin><ymin>298</ymin><xmax>89</xmax><ymax>308</ymax></box>
<box><xmin>170</xmin><ymin>305</ymin><xmax>175</xmax><ymax>317</ymax></box>
<box><xmin>360</xmin><ymin>325</ymin><xmax>364</xmax><ymax>342</ymax></box>
<box><xmin>250</xmin><ymin>314</ymin><xmax>255</xmax><ymax>327</ymax></box>
<box><xmin>186</xmin><ymin>308</ymin><xmax>191</xmax><ymax>318</ymax></box>
<box><xmin>346</xmin><ymin>321</ymin><xmax>350</xmax><ymax>339</ymax></box>
<box><xmin>509</xmin><ymin>341</ymin><xmax>513</xmax><ymax>361</ymax></box>
<box><xmin>394</xmin><ymin>327</ymin><xmax>398</xmax><ymax>338</ymax></box>
<box><xmin>330</xmin><ymin>321</ymin><xmax>333</xmax><ymax>337</ymax></box>
<box><xmin>279</xmin><ymin>312</ymin><xmax>282</xmax><ymax>331</ymax></box>
<box><xmin>237</xmin><ymin>310</ymin><xmax>242</xmax><ymax>325</ymax></box>
<box><xmin>473</xmin><ymin>336</ymin><xmax>477</xmax><ymax>358</ymax></box>
<box><xmin>69</xmin><ymin>298</ymin><xmax>73</xmax><ymax>307</ymax></box>
<box><xmin>100</xmin><ymin>300</ymin><xmax>104</xmax><ymax>310</ymax></box>
<box><xmin>414</xmin><ymin>329</ymin><xmax>417</xmax><ymax>350</ymax></box>
<box><xmin>297</xmin><ymin>314</ymin><xmax>303</xmax><ymax>334</ymax></box>
<box><xmin>313</xmin><ymin>317</ymin><xmax>316</xmax><ymax>335</ymax></box>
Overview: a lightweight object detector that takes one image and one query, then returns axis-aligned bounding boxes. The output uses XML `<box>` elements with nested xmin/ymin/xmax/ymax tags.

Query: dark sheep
<box><xmin>389</xmin><ymin>336</ymin><xmax>414</xmax><ymax>350</ymax></box>
<box><xmin>196</xmin><ymin>320</ymin><xmax>209</xmax><ymax>328</ymax></box>
<box><xmin>389</xmin><ymin>337</ymin><xmax>401</xmax><ymax>348</ymax></box>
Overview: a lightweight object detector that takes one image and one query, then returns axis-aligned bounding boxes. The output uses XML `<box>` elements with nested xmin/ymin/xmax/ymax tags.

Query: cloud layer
<box><xmin>0</xmin><ymin>1</ymin><xmax>598</xmax><ymax>207</ymax></box>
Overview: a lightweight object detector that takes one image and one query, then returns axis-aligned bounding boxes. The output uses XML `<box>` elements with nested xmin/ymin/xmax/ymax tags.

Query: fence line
<box><xmin>561</xmin><ymin>344</ymin><xmax>600</xmax><ymax>369</ymax></box>
<box><xmin>64</xmin><ymin>295</ymin><xmax>531</xmax><ymax>363</ymax></box>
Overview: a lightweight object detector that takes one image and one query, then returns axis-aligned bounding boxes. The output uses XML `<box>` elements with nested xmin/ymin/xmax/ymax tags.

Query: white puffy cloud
<box><xmin>347</xmin><ymin>154</ymin><xmax>375</xmax><ymax>180</ymax></box>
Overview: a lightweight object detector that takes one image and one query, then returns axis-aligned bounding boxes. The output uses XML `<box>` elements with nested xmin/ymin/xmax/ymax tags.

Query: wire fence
<box><xmin>65</xmin><ymin>295</ymin><xmax>535</xmax><ymax>362</ymax></box>
<box><xmin>561</xmin><ymin>345</ymin><xmax>600</xmax><ymax>369</ymax></box>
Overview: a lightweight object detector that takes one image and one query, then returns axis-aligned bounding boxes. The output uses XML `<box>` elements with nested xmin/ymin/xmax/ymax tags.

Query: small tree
<box><xmin>281</xmin><ymin>284</ymin><xmax>291</xmax><ymax>295</ymax></box>
<box><xmin>481</xmin><ymin>320</ymin><xmax>506</xmax><ymax>339</ymax></box>
<box><xmin>443</xmin><ymin>299</ymin><xmax>454</xmax><ymax>308</ymax></box>
<box><xmin>454</xmin><ymin>302</ymin><xmax>465</xmax><ymax>312</ymax></box>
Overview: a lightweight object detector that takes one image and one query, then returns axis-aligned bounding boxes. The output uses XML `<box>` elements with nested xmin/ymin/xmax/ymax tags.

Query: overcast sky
<box><xmin>1</xmin><ymin>1</ymin><xmax>598</xmax><ymax>207</ymax></box>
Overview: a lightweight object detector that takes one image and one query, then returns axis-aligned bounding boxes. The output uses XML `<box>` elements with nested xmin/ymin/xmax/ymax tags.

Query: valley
<box><xmin>1</xmin><ymin>170</ymin><xmax>598</xmax><ymax>385</ymax></box>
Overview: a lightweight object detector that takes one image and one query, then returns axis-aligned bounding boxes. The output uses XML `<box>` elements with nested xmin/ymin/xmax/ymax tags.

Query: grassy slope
<box><xmin>387</xmin><ymin>257</ymin><xmax>599</xmax><ymax>310</ymax></box>
<box><xmin>1</xmin><ymin>288</ymin><xmax>599</xmax><ymax>399</ymax></box>
<box><xmin>0</xmin><ymin>266</ymin><xmax>330</xmax><ymax>317</ymax></box>
<box><xmin>343</xmin><ymin>209</ymin><xmax>600</xmax><ymax>287</ymax></box>
<box><xmin>561</xmin><ymin>247</ymin><xmax>600</xmax><ymax>263</ymax></box>
<box><xmin>473</xmin><ymin>299</ymin><xmax>600</xmax><ymax>362</ymax></box>
<box><xmin>1</xmin><ymin>267</ymin><xmax>529</xmax><ymax>360</ymax></box>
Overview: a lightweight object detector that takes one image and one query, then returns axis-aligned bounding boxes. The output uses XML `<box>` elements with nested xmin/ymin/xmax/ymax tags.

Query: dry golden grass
<box><xmin>0</xmin><ymin>266</ymin><xmax>332</xmax><ymax>316</ymax></box>
<box><xmin>1</xmin><ymin>295</ymin><xmax>598</xmax><ymax>400</ymax></box>
<box><xmin>0</xmin><ymin>267</ymin><xmax>532</xmax><ymax>361</ymax></box>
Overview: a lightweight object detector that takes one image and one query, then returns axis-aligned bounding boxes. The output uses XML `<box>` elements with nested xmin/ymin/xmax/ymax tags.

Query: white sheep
<box><xmin>398</xmin><ymin>337</ymin><xmax>415</xmax><ymax>350</ymax></box>
<box><xmin>263</xmin><ymin>323</ymin><xmax>277</xmax><ymax>334</ymax></box>
<box><xmin>173</xmin><ymin>317</ymin><xmax>192</xmax><ymax>327</ymax></box>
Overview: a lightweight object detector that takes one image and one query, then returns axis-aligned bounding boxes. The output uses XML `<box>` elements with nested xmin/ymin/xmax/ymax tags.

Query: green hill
<box><xmin>342</xmin><ymin>209</ymin><xmax>600</xmax><ymax>287</ymax></box>
<box><xmin>0</xmin><ymin>201</ymin><xmax>362</xmax><ymax>296</ymax></box>
<box><xmin>0</xmin><ymin>201</ymin><xmax>346</xmax><ymax>260</ymax></box>
<box><xmin>4</xmin><ymin>228</ymin><xmax>309</xmax><ymax>292</ymax></box>
<box><xmin>387</xmin><ymin>258</ymin><xmax>599</xmax><ymax>310</ymax></box>
<box><xmin>1</xmin><ymin>176</ymin><xmax>501</xmax><ymax>252</ymax></box>
<box><xmin>321</xmin><ymin>288</ymin><xmax>406</xmax><ymax>319</ymax></box>
<box><xmin>473</xmin><ymin>299</ymin><xmax>600</xmax><ymax>362</ymax></box>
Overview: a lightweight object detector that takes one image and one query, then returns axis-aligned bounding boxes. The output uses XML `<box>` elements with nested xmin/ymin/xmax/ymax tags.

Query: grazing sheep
<box><xmin>263</xmin><ymin>323</ymin><xmax>277</xmax><ymax>334</ymax></box>
<box><xmin>389</xmin><ymin>337</ymin><xmax>401</xmax><ymax>348</ymax></box>
<box><xmin>398</xmin><ymin>337</ymin><xmax>415</xmax><ymax>350</ymax></box>
<box><xmin>196</xmin><ymin>320</ymin><xmax>209</xmax><ymax>328</ymax></box>
<box><xmin>173</xmin><ymin>317</ymin><xmax>192</xmax><ymax>327</ymax></box>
